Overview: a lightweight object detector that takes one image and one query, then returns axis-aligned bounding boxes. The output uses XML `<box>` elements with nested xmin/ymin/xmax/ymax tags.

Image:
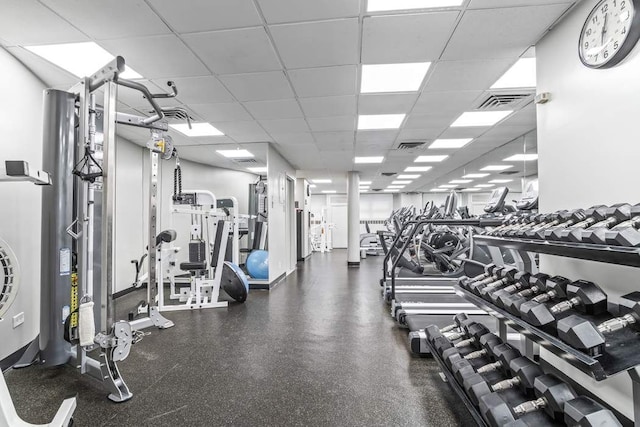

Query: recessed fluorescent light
<box><xmin>439</xmin><ymin>185</ymin><xmax>458</xmax><ymax>189</ymax></box>
<box><xmin>405</xmin><ymin>166</ymin><xmax>432</xmax><ymax>172</ymax></box>
<box><xmin>309</xmin><ymin>184</ymin><xmax>317</xmax><ymax>188</ymax></box>
<box><xmin>360</xmin><ymin>181</ymin><xmax>372</xmax><ymax>185</ymax></box>
<box><xmin>504</xmin><ymin>154</ymin><xmax>538</xmax><ymax>161</ymax></box>
<box><xmin>25</xmin><ymin>42</ymin><xmax>142</xmax><ymax>79</ymax></box>
<box><xmin>172</xmin><ymin>123</ymin><xmax>224</xmax><ymax>137</ymax></box>
<box><xmin>415</xmin><ymin>155</ymin><xmax>448</xmax><ymax>163</ymax></box>
<box><xmin>322</xmin><ymin>190</ymin><xmax>337</xmax><ymax>194</ymax></box>
<box><xmin>387</xmin><ymin>185</ymin><xmax>405</xmax><ymax>189</ymax></box>
<box><xmin>475</xmin><ymin>184</ymin><xmax>495</xmax><ymax>188</ymax></box>
<box><xmin>367</xmin><ymin>0</ymin><xmax>464</xmax><ymax>12</ymax></box>
<box><xmin>451</xmin><ymin>111</ymin><xmax>513</xmax><ymax>127</ymax></box>
<box><xmin>361</xmin><ymin>63</ymin><xmax>431</xmax><ymax>93</ymax></box>
<box><xmin>462</xmin><ymin>188</ymin><xmax>481</xmax><ymax>192</ymax></box>
<box><xmin>429</xmin><ymin>138</ymin><xmax>473</xmax><ymax>149</ymax></box>
<box><xmin>480</xmin><ymin>165</ymin><xmax>513</xmax><ymax>171</ymax></box>
<box><xmin>384</xmin><ymin>189</ymin><xmax>399</xmax><ymax>192</ymax></box>
<box><xmin>489</xmin><ymin>179</ymin><xmax>513</xmax><ymax>184</ymax></box>
<box><xmin>355</xmin><ymin>156</ymin><xmax>385</xmax><ymax>164</ymax></box>
<box><xmin>463</xmin><ymin>173</ymin><xmax>490</xmax><ymax>179</ymax></box>
<box><xmin>313</xmin><ymin>179</ymin><xmax>332</xmax><ymax>184</ymax></box>
<box><xmin>247</xmin><ymin>167</ymin><xmax>267</xmax><ymax>173</ymax></box>
<box><xmin>492</xmin><ymin>58</ymin><xmax>537</xmax><ymax>89</ymax></box>
<box><xmin>392</xmin><ymin>181</ymin><xmax>411</xmax><ymax>185</ymax></box>
<box><xmin>359</xmin><ymin>189</ymin><xmax>368</xmax><ymax>193</ymax></box>
<box><xmin>450</xmin><ymin>180</ymin><xmax>472</xmax><ymax>184</ymax></box>
<box><xmin>358</xmin><ymin>114</ymin><xmax>405</xmax><ymax>130</ymax></box>
<box><xmin>398</xmin><ymin>174</ymin><xmax>420</xmax><ymax>179</ymax></box>
<box><xmin>430</xmin><ymin>188</ymin><xmax>448</xmax><ymax>192</ymax></box>
<box><xmin>216</xmin><ymin>149</ymin><xmax>253</xmax><ymax>158</ymax></box>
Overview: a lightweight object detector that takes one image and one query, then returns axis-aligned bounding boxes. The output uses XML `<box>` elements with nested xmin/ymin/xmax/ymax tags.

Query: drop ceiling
<box><xmin>1</xmin><ymin>0</ymin><xmax>578</xmax><ymax>189</ymax></box>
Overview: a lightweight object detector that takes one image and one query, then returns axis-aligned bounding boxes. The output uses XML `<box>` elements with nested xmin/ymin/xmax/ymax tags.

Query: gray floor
<box><xmin>5</xmin><ymin>250</ymin><xmax>475</xmax><ymax>426</ymax></box>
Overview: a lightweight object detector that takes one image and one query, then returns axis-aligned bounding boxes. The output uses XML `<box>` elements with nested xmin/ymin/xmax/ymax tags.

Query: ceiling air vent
<box><xmin>372</xmin><ymin>188</ymin><xmax>383</xmax><ymax>192</ymax></box>
<box><xmin>477</xmin><ymin>93</ymin><xmax>532</xmax><ymax>110</ymax></box>
<box><xmin>397</xmin><ymin>141</ymin><xmax>425</xmax><ymax>150</ymax></box>
<box><xmin>381</xmin><ymin>172</ymin><xmax>397</xmax><ymax>177</ymax></box>
<box><xmin>234</xmin><ymin>158</ymin><xmax>258</xmax><ymax>164</ymax></box>
<box><xmin>500</xmin><ymin>170</ymin><xmax>520</xmax><ymax>175</ymax></box>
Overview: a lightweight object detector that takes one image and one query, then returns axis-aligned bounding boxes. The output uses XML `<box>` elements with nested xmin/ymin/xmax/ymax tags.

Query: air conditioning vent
<box><xmin>477</xmin><ymin>93</ymin><xmax>532</xmax><ymax>110</ymax></box>
<box><xmin>381</xmin><ymin>172</ymin><xmax>396</xmax><ymax>177</ymax></box>
<box><xmin>234</xmin><ymin>158</ymin><xmax>258</xmax><ymax>164</ymax></box>
<box><xmin>372</xmin><ymin>188</ymin><xmax>383</xmax><ymax>192</ymax></box>
<box><xmin>500</xmin><ymin>170</ymin><xmax>520</xmax><ymax>175</ymax></box>
<box><xmin>397</xmin><ymin>141</ymin><xmax>425</xmax><ymax>150</ymax></box>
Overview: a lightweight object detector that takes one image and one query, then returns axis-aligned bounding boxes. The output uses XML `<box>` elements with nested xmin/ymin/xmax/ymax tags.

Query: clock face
<box><xmin>579</xmin><ymin>0</ymin><xmax>640</xmax><ymax>68</ymax></box>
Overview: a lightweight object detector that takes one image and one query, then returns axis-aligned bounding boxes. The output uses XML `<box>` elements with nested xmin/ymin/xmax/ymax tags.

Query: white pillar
<box><xmin>347</xmin><ymin>171</ymin><xmax>360</xmax><ymax>266</ymax></box>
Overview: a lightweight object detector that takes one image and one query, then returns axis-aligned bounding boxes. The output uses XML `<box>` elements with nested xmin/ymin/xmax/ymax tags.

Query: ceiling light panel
<box><xmin>489</xmin><ymin>179</ymin><xmax>513</xmax><ymax>184</ymax></box>
<box><xmin>355</xmin><ymin>156</ymin><xmax>385</xmax><ymax>164</ymax></box>
<box><xmin>462</xmin><ymin>188</ymin><xmax>480</xmax><ymax>192</ymax></box>
<box><xmin>358</xmin><ymin>114</ymin><xmax>406</xmax><ymax>130</ymax></box>
<box><xmin>439</xmin><ymin>185</ymin><xmax>458</xmax><ymax>188</ymax></box>
<box><xmin>405</xmin><ymin>166</ymin><xmax>432</xmax><ymax>172</ymax></box>
<box><xmin>475</xmin><ymin>184</ymin><xmax>495</xmax><ymax>188</ymax></box>
<box><xmin>216</xmin><ymin>149</ymin><xmax>254</xmax><ymax>158</ymax></box>
<box><xmin>247</xmin><ymin>167</ymin><xmax>268</xmax><ymax>173</ymax></box>
<box><xmin>171</xmin><ymin>123</ymin><xmax>224</xmax><ymax>137</ymax></box>
<box><xmin>392</xmin><ymin>181</ymin><xmax>411</xmax><ymax>184</ymax></box>
<box><xmin>429</xmin><ymin>138</ymin><xmax>473</xmax><ymax>149</ymax></box>
<box><xmin>360</xmin><ymin>181</ymin><xmax>372</xmax><ymax>185</ymax></box>
<box><xmin>360</xmin><ymin>63</ymin><xmax>431</xmax><ymax>93</ymax></box>
<box><xmin>26</xmin><ymin>42</ymin><xmax>141</xmax><ymax>79</ymax></box>
<box><xmin>313</xmin><ymin>179</ymin><xmax>332</xmax><ymax>184</ymax></box>
<box><xmin>504</xmin><ymin>154</ymin><xmax>538</xmax><ymax>161</ymax></box>
<box><xmin>415</xmin><ymin>155</ymin><xmax>448</xmax><ymax>163</ymax></box>
<box><xmin>430</xmin><ymin>188</ymin><xmax>448</xmax><ymax>192</ymax></box>
<box><xmin>451</xmin><ymin>111</ymin><xmax>513</xmax><ymax>127</ymax></box>
<box><xmin>383</xmin><ymin>189</ymin><xmax>399</xmax><ymax>192</ymax></box>
<box><xmin>450</xmin><ymin>180</ymin><xmax>472</xmax><ymax>184</ymax></box>
<box><xmin>492</xmin><ymin>58</ymin><xmax>537</xmax><ymax>89</ymax></box>
<box><xmin>367</xmin><ymin>0</ymin><xmax>464</xmax><ymax>12</ymax></box>
<box><xmin>463</xmin><ymin>173</ymin><xmax>490</xmax><ymax>178</ymax></box>
<box><xmin>322</xmin><ymin>190</ymin><xmax>337</xmax><ymax>194</ymax></box>
<box><xmin>398</xmin><ymin>174</ymin><xmax>420</xmax><ymax>179</ymax></box>
<box><xmin>480</xmin><ymin>165</ymin><xmax>513</xmax><ymax>171</ymax></box>
<box><xmin>387</xmin><ymin>185</ymin><xmax>405</xmax><ymax>189</ymax></box>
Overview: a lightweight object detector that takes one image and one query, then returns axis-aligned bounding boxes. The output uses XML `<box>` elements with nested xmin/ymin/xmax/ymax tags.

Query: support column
<box><xmin>347</xmin><ymin>171</ymin><xmax>360</xmax><ymax>267</ymax></box>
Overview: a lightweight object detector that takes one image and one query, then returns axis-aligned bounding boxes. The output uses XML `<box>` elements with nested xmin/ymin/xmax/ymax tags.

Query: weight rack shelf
<box><xmin>455</xmin><ymin>286</ymin><xmax>640</xmax><ymax>381</ymax></box>
<box><xmin>474</xmin><ymin>235</ymin><xmax>640</xmax><ymax>268</ymax></box>
<box><xmin>424</xmin><ymin>337</ymin><xmax>489</xmax><ymax>427</ymax></box>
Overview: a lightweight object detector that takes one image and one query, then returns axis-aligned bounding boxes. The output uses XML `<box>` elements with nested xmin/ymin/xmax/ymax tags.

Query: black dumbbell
<box><xmin>451</xmin><ymin>358</ymin><xmax>476</xmax><ymax>385</ymax></box>
<box><xmin>443</xmin><ymin>333</ymin><xmax>502</xmax><ymax>369</ymax></box>
<box><xmin>496</xmin><ymin>273</ymin><xmax>548</xmax><ymax>310</ymax></box>
<box><xmin>565</xmin><ymin>204</ymin><xmax>631</xmax><ymax>243</ymax></box>
<box><xmin>564</xmin><ymin>396</ymin><xmax>622</xmax><ymax>426</ymax></box>
<box><xmin>475</xmin><ymin>343</ymin><xmax>522</xmax><ymax>376</ymax></box>
<box><xmin>493</xmin><ymin>214</ymin><xmax>538</xmax><ymax>236</ymax></box>
<box><xmin>522</xmin><ymin>211</ymin><xmax>568</xmax><ymax>239</ymax></box>
<box><xmin>552</xmin><ymin>206</ymin><xmax>610</xmax><ymax>241</ymax></box>
<box><xmin>480</xmin><ymin>271</ymin><xmax>531</xmax><ymax>301</ymax></box>
<box><xmin>578</xmin><ymin>204</ymin><xmax>632</xmax><ymax>244</ymax></box>
<box><xmin>491</xmin><ymin>215</ymin><xmax>529</xmax><ymax>235</ymax></box>
<box><xmin>500</xmin><ymin>273</ymin><xmax>551</xmax><ymax>315</ymax></box>
<box><xmin>459</xmin><ymin>264</ymin><xmax>500</xmax><ymax>287</ymax></box>
<box><xmin>604</xmin><ymin>204</ymin><xmax>640</xmax><ymax>247</ymax></box>
<box><xmin>479</xmin><ymin>374</ymin><xmax>577</xmax><ymax>425</ymax></box>
<box><xmin>537</xmin><ymin>209</ymin><xmax>587</xmax><ymax>240</ymax></box>
<box><xmin>528</xmin><ymin>275</ymin><xmax>572</xmax><ymax>304</ymax></box>
<box><xmin>489</xmin><ymin>272</ymin><xmax>535</xmax><ymax>307</ymax></box>
<box><xmin>438</xmin><ymin>313</ymin><xmax>471</xmax><ymax>334</ymax></box>
<box><xmin>504</xmin><ymin>214</ymin><xmax>551</xmax><ymax>237</ymax></box>
<box><xmin>520</xmin><ymin>280</ymin><xmax>607</xmax><ymax>327</ymax></box>
<box><xmin>425</xmin><ymin>316</ymin><xmax>475</xmax><ymax>343</ymax></box>
<box><xmin>465</xmin><ymin>266</ymin><xmax>513</xmax><ymax>293</ymax></box>
<box><xmin>558</xmin><ymin>291</ymin><xmax>640</xmax><ymax>356</ymax></box>
<box><xmin>464</xmin><ymin>356</ymin><xmax>543</xmax><ymax>406</ymax></box>
<box><xmin>470</xmin><ymin>267</ymin><xmax>518</xmax><ymax>295</ymax></box>
<box><xmin>432</xmin><ymin>322</ymin><xmax>488</xmax><ymax>355</ymax></box>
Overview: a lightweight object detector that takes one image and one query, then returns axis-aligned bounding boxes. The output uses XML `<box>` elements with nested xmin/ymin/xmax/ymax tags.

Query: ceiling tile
<box><xmin>219</xmin><ymin>71</ymin><xmax>294</xmax><ymax>101</ymax></box>
<box><xmin>0</xmin><ymin>0</ymin><xmax>88</xmax><ymax>46</ymax></box>
<box><xmin>442</xmin><ymin>4</ymin><xmax>572</xmax><ymax>60</ymax></box>
<box><xmin>288</xmin><ymin>65</ymin><xmax>357</xmax><ymax>98</ymax></box>
<box><xmin>100</xmin><ymin>35</ymin><xmax>209</xmax><ymax>78</ymax></box>
<box><xmin>243</xmin><ymin>99</ymin><xmax>304</xmax><ymax>120</ymax></box>
<box><xmin>42</xmin><ymin>0</ymin><xmax>170</xmax><ymax>39</ymax></box>
<box><xmin>151</xmin><ymin>76</ymin><xmax>234</xmax><ymax>104</ymax></box>
<box><xmin>438</xmin><ymin>127</ymin><xmax>487</xmax><ymax>139</ymax></box>
<box><xmin>147</xmin><ymin>0</ymin><xmax>261</xmax><ymax>33</ymax></box>
<box><xmin>258</xmin><ymin>118</ymin><xmax>310</xmax><ymax>134</ymax></box>
<box><xmin>307</xmin><ymin>116</ymin><xmax>356</xmax><ymax>132</ymax></box>
<box><xmin>116</xmin><ymin>80</ymin><xmax>183</xmax><ymax>109</ymax></box>
<box><xmin>424</xmin><ymin>59</ymin><xmax>513</xmax><ymax>92</ymax></box>
<box><xmin>313</xmin><ymin>131</ymin><xmax>355</xmax><ymax>145</ymax></box>
<box><xmin>362</xmin><ymin>12</ymin><xmax>459</xmax><ymax>64</ymax></box>
<box><xmin>356</xmin><ymin>130</ymin><xmax>399</xmax><ymax>143</ymax></box>
<box><xmin>189</xmin><ymin>103</ymin><xmax>253</xmax><ymax>122</ymax></box>
<box><xmin>398</xmin><ymin>128</ymin><xmax>447</xmax><ymax>141</ymax></box>
<box><xmin>269</xmin><ymin>19</ymin><xmax>359</xmax><ymax>69</ymax></box>
<box><xmin>358</xmin><ymin>94</ymin><xmax>418</xmax><ymax>115</ymax></box>
<box><xmin>5</xmin><ymin>46</ymin><xmax>77</xmax><ymax>86</ymax></box>
<box><xmin>182</xmin><ymin>27</ymin><xmax>281</xmax><ymax>75</ymax></box>
<box><xmin>404</xmin><ymin>113</ymin><xmax>458</xmax><ymax>129</ymax></box>
<box><xmin>299</xmin><ymin>95</ymin><xmax>357</xmax><ymax>118</ymax></box>
<box><xmin>256</xmin><ymin>0</ymin><xmax>360</xmax><ymax>24</ymax></box>
<box><xmin>468</xmin><ymin>0</ymin><xmax>574</xmax><ymax>8</ymax></box>
<box><xmin>214</xmin><ymin>121</ymin><xmax>271</xmax><ymax>142</ymax></box>
<box><xmin>413</xmin><ymin>90</ymin><xmax>484</xmax><ymax>114</ymax></box>
<box><xmin>270</xmin><ymin>133</ymin><xmax>316</xmax><ymax>145</ymax></box>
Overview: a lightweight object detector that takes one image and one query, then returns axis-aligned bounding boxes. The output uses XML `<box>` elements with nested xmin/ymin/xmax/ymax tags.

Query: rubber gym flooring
<box><xmin>5</xmin><ymin>250</ymin><xmax>474</xmax><ymax>426</ymax></box>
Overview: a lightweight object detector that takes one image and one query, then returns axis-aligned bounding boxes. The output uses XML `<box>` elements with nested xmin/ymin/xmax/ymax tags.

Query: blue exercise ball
<box><xmin>246</xmin><ymin>250</ymin><xmax>269</xmax><ymax>279</ymax></box>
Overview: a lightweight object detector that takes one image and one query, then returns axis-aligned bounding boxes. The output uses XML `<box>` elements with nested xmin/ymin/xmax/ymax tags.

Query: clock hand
<box><xmin>601</xmin><ymin>12</ymin><xmax>608</xmax><ymax>45</ymax></box>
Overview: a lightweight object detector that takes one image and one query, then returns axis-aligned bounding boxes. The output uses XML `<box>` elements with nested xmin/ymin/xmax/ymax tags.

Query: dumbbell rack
<box><xmin>468</xmin><ymin>234</ymin><xmax>640</xmax><ymax>425</ymax></box>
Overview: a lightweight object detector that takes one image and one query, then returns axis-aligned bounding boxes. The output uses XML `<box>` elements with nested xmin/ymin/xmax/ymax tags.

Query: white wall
<box><xmin>537</xmin><ymin>0</ymin><xmax>640</xmax><ymax>418</ymax></box>
<box><xmin>267</xmin><ymin>145</ymin><xmax>296</xmax><ymax>281</ymax></box>
<box><xmin>0</xmin><ymin>48</ymin><xmax>46</xmax><ymax>360</ymax></box>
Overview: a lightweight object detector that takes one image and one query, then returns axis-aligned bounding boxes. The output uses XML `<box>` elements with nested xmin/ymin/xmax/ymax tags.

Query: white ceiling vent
<box><xmin>397</xmin><ymin>141</ymin><xmax>426</xmax><ymax>150</ymax></box>
<box><xmin>234</xmin><ymin>158</ymin><xmax>258</xmax><ymax>164</ymax></box>
<box><xmin>477</xmin><ymin>93</ymin><xmax>532</xmax><ymax>110</ymax></box>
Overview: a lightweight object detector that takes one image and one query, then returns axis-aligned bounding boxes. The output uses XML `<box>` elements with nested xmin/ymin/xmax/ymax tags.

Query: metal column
<box><xmin>347</xmin><ymin>171</ymin><xmax>360</xmax><ymax>267</ymax></box>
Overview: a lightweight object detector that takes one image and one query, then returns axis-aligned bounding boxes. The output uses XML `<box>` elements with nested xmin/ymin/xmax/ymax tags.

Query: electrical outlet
<box><xmin>12</xmin><ymin>312</ymin><xmax>24</xmax><ymax>328</ymax></box>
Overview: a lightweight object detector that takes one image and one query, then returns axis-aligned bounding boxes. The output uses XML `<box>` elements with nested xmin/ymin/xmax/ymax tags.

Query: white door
<box><xmin>330</xmin><ymin>205</ymin><xmax>348</xmax><ymax>248</ymax></box>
